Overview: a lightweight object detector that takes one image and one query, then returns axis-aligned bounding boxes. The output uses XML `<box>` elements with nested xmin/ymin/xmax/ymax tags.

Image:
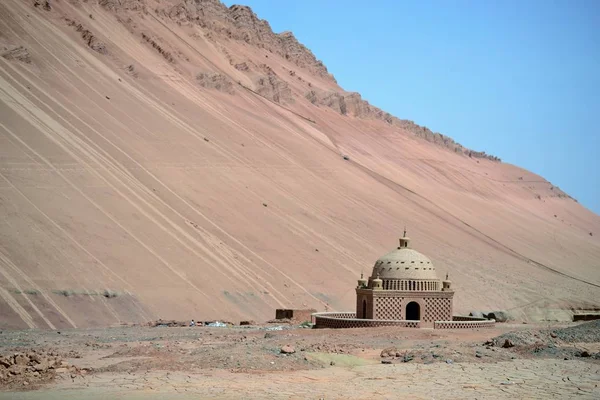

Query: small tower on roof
<box><xmin>372</xmin><ymin>273</ymin><xmax>383</xmax><ymax>291</ymax></box>
<box><xmin>442</xmin><ymin>272</ymin><xmax>452</xmax><ymax>291</ymax></box>
<box><xmin>398</xmin><ymin>228</ymin><xmax>410</xmax><ymax>249</ymax></box>
<box><xmin>357</xmin><ymin>272</ymin><xmax>368</xmax><ymax>288</ymax></box>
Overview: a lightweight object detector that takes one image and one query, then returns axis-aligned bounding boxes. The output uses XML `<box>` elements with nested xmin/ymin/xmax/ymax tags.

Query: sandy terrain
<box><xmin>1</xmin><ymin>321</ymin><xmax>599</xmax><ymax>399</ymax></box>
<box><xmin>0</xmin><ymin>0</ymin><xmax>599</xmax><ymax>330</ymax></box>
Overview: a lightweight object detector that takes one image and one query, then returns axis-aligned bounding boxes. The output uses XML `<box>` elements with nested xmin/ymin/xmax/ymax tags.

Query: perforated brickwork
<box><xmin>452</xmin><ymin>315</ymin><xmax>487</xmax><ymax>321</ymax></box>
<box><xmin>374</xmin><ymin>296</ymin><xmax>403</xmax><ymax>320</ymax></box>
<box><xmin>434</xmin><ymin>320</ymin><xmax>495</xmax><ymax>329</ymax></box>
<box><xmin>319</xmin><ymin>312</ymin><xmax>356</xmax><ymax>319</ymax></box>
<box><xmin>423</xmin><ymin>297</ymin><xmax>452</xmax><ymax>322</ymax></box>
<box><xmin>312</xmin><ymin>313</ymin><xmax>493</xmax><ymax>330</ymax></box>
<box><xmin>313</xmin><ymin>312</ymin><xmax>420</xmax><ymax>329</ymax></box>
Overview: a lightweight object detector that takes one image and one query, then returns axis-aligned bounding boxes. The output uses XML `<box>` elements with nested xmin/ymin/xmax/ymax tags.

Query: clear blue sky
<box><xmin>224</xmin><ymin>0</ymin><xmax>600</xmax><ymax>215</ymax></box>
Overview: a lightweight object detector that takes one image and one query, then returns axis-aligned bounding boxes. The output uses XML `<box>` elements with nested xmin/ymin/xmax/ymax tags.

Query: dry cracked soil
<box><xmin>0</xmin><ymin>320</ymin><xmax>599</xmax><ymax>399</ymax></box>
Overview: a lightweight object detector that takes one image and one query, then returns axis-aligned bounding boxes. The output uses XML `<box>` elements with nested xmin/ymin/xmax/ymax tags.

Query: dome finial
<box><xmin>398</xmin><ymin>230</ymin><xmax>410</xmax><ymax>249</ymax></box>
<box><xmin>446</xmin><ymin>272</ymin><xmax>449</xmax><ymax>280</ymax></box>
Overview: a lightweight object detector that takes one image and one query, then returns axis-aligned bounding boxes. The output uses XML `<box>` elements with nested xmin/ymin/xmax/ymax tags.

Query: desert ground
<box><xmin>1</xmin><ymin>319</ymin><xmax>600</xmax><ymax>399</ymax></box>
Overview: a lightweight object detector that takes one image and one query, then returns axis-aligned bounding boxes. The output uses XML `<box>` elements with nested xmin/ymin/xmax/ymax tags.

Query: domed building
<box><xmin>355</xmin><ymin>235</ymin><xmax>453</xmax><ymax>327</ymax></box>
<box><xmin>313</xmin><ymin>234</ymin><xmax>494</xmax><ymax>330</ymax></box>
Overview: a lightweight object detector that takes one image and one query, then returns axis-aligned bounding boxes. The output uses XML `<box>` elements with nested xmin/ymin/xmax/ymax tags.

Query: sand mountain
<box><xmin>0</xmin><ymin>0</ymin><xmax>598</xmax><ymax>329</ymax></box>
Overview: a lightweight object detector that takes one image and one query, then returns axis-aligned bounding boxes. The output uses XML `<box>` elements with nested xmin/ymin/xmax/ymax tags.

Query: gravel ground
<box><xmin>490</xmin><ymin>319</ymin><xmax>600</xmax><ymax>360</ymax></box>
<box><xmin>0</xmin><ymin>321</ymin><xmax>598</xmax><ymax>397</ymax></box>
<box><xmin>552</xmin><ymin>320</ymin><xmax>600</xmax><ymax>343</ymax></box>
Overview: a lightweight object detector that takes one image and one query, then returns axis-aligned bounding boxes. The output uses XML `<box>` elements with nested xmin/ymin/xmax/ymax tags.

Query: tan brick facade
<box><xmin>356</xmin><ymin>289</ymin><xmax>454</xmax><ymax>327</ymax></box>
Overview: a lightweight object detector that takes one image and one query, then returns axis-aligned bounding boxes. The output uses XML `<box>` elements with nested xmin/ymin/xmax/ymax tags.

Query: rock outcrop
<box><xmin>304</xmin><ymin>87</ymin><xmax>500</xmax><ymax>161</ymax></box>
<box><xmin>196</xmin><ymin>71</ymin><xmax>235</xmax><ymax>94</ymax></box>
<box><xmin>1</xmin><ymin>45</ymin><xmax>31</xmax><ymax>63</ymax></box>
<box><xmin>98</xmin><ymin>0</ymin><xmax>146</xmax><ymax>12</ymax></box>
<box><xmin>254</xmin><ymin>65</ymin><xmax>293</xmax><ymax>104</ymax></box>
<box><xmin>141</xmin><ymin>33</ymin><xmax>175</xmax><ymax>63</ymax></box>
<box><xmin>65</xmin><ymin>19</ymin><xmax>108</xmax><ymax>54</ymax></box>
<box><xmin>162</xmin><ymin>1</ymin><xmax>336</xmax><ymax>83</ymax></box>
<box><xmin>94</xmin><ymin>0</ymin><xmax>500</xmax><ymax>161</ymax></box>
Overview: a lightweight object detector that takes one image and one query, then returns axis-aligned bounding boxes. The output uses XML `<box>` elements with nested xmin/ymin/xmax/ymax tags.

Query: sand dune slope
<box><xmin>0</xmin><ymin>0</ymin><xmax>598</xmax><ymax>328</ymax></box>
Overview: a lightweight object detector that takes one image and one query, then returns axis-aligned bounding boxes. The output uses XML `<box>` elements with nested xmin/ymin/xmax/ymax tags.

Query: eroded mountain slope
<box><xmin>0</xmin><ymin>0</ymin><xmax>598</xmax><ymax>329</ymax></box>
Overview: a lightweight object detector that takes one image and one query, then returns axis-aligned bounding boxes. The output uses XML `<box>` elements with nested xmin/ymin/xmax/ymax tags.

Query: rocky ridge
<box><xmin>98</xmin><ymin>0</ymin><xmax>500</xmax><ymax>161</ymax></box>
<box><xmin>161</xmin><ymin>0</ymin><xmax>335</xmax><ymax>82</ymax></box>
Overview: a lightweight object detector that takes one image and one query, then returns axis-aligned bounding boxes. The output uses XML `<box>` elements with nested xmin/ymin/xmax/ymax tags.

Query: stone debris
<box><xmin>0</xmin><ymin>350</ymin><xmax>87</xmax><ymax>389</ymax></box>
<box><xmin>469</xmin><ymin>311</ymin><xmax>487</xmax><ymax>319</ymax></box>
<box><xmin>493</xmin><ymin>320</ymin><xmax>600</xmax><ymax>348</ymax></box>
<box><xmin>552</xmin><ymin>320</ymin><xmax>600</xmax><ymax>343</ymax></box>
<box><xmin>487</xmin><ymin>311</ymin><xmax>510</xmax><ymax>323</ymax></box>
<box><xmin>380</xmin><ymin>347</ymin><xmax>397</xmax><ymax>358</ymax></box>
<box><xmin>280</xmin><ymin>345</ymin><xmax>295</xmax><ymax>354</ymax></box>
<box><xmin>265</xmin><ymin>326</ymin><xmax>283</xmax><ymax>331</ymax></box>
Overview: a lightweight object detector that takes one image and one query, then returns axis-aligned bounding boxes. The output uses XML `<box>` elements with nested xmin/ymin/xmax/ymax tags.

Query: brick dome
<box><xmin>370</xmin><ymin>237</ymin><xmax>438</xmax><ymax>281</ymax></box>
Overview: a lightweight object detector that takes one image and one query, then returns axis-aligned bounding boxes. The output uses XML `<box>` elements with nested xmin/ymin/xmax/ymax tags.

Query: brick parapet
<box><xmin>312</xmin><ymin>312</ymin><xmax>420</xmax><ymax>329</ymax></box>
<box><xmin>434</xmin><ymin>320</ymin><xmax>495</xmax><ymax>329</ymax></box>
<box><xmin>312</xmin><ymin>312</ymin><xmax>495</xmax><ymax>330</ymax></box>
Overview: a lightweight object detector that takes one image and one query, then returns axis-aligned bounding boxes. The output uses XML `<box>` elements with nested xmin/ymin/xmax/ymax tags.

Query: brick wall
<box><xmin>423</xmin><ymin>297</ymin><xmax>452</xmax><ymax>322</ymax></box>
<box><xmin>313</xmin><ymin>312</ymin><xmax>495</xmax><ymax>330</ymax></box>
<box><xmin>434</xmin><ymin>320</ymin><xmax>495</xmax><ymax>329</ymax></box>
<box><xmin>452</xmin><ymin>315</ymin><xmax>487</xmax><ymax>321</ymax></box>
<box><xmin>313</xmin><ymin>312</ymin><xmax>420</xmax><ymax>329</ymax></box>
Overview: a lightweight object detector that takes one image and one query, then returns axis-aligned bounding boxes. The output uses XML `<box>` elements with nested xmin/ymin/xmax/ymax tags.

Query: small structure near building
<box><xmin>572</xmin><ymin>311</ymin><xmax>600</xmax><ymax>322</ymax></box>
<box><xmin>275</xmin><ymin>308</ymin><xmax>316</xmax><ymax>323</ymax></box>
<box><xmin>313</xmin><ymin>234</ymin><xmax>495</xmax><ymax>329</ymax></box>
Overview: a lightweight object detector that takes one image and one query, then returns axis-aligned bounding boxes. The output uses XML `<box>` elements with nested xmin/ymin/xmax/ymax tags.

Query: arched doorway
<box><xmin>406</xmin><ymin>301</ymin><xmax>420</xmax><ymax>320</ymax></box>
<box><xmin>362</xmin><ymin>300</ymin><xmax>367</xmax><ymax>319</ymax></box>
